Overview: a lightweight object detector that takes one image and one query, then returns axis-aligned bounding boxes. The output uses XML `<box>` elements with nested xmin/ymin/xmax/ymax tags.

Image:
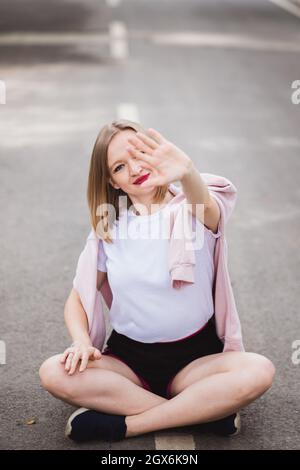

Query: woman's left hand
<box><xmin>126</xmin><ymin>128</ymin><xmax>193</xmax><ymax>188</ymax></box>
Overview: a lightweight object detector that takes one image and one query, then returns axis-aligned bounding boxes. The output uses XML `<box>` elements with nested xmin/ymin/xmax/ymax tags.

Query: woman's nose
<box><xmin>128</xmin><ymin>157</ymin><xmax>142</xmax><ymax>174</ymax></box>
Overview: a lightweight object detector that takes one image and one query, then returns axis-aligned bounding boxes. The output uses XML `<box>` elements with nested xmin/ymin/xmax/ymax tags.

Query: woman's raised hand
<box><xmin>126</xmin><ymin>128</ymin><xmax>193</xmax><ymax>188</ymax></box>
<box><xmin>60</xmin><ymin>341</ymin><xmax>102</xmax><ymax>375</ymax></box>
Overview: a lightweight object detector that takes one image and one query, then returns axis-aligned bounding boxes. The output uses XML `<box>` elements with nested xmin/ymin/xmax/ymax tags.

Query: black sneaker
<box><xmin>65</xmin><ymin>407</ymin><xmax>127</xmax><ymax>442</ymax></box>
<box><xmin>199</xmin><ymin>412</ymin><xmax>241</xmax><ymax>436</ymax></box>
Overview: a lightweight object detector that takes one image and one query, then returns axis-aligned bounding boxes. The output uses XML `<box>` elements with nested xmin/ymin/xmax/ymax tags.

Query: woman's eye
<box><xmin>114</xmin><ymin>164</ymin><xmax>124</xmax><ymax>173</ymax></box>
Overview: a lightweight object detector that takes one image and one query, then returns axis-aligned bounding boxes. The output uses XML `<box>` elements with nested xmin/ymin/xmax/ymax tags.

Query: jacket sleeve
<box><xmin>72</xmin><ymin>232</ymin><xmax>107</xmax><ymax>350</ymax></box>
<box><xmin>72</xmin><ymin>237</ymin><xmax>97</xmax><ymax>330</ymax></box>
<box><xmin>205</xmin><ymin>174</ymin><xmax>237</xmax><ymax>235</ymax></box>
<box><xmin>201</xmin><ymin>174</ymin><xmax>245</xmax><ymax>352</ymax></box>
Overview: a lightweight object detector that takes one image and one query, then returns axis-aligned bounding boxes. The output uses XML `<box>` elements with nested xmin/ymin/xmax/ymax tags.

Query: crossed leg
<box><xmin>39</xmin><ymin>350</ymin><xmax>275</xmax><ymax>438</ymax></box>
<box><xmin>39</xmin><ymin>353</ymin><xmax>168</xmax><ymax>415</ymax></box>
<box><xmin>125</xmin><ymin>351</ymin><xmax>275</xmax><ymax>437</ymax></box>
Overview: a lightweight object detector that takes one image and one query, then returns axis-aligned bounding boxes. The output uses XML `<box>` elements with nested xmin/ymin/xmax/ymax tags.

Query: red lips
<box><xmin>133</xmin><ymin>173</ymin><xmax>150</xmax><ymax>185</ymax></box>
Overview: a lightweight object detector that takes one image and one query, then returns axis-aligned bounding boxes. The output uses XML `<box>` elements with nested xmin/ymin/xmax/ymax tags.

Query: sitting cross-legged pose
<box><xmin>39</xmin><ymin>119</ymin><xmax>275</xmax><ymax>442</ymax></box>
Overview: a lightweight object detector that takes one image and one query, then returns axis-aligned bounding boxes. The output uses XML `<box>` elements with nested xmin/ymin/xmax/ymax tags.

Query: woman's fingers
<box><xmin>79</xmin><ymin>352</ymin><xmax>89</xmax><ymax>372</ymax></box>
<box><xmin>126</xmin><ymin>147</ymin><xmax>154</xmax><ymax>172</ymax></box>
<box><xmin>127</xmin><ymin>136</ymin><xmax>153</xmax><ymax>155</ymax></box>
<box><xmin>126</xmin><ymin>145</ymin><xmax>152</xmax><ymax>163</ymax></box>
<box><xmin>79</xmin><ymin>348</ymin><xmax>101</xmax><ymax>372</ymax></box>
<box><xmin>65</xmin><ymin>352</ymin><xmax>73</xmax><ymax>371</ymax></box>
<box><xmin>139</xmin><ymin>174</ymin><xmax>163</xmax><ymax>188</ymax></box>
<box><xmin>68</xmin><ymin>351</ymin><xmax>81</xmax><ymax>375</ymax></box>
<box><xmin>60</xmin><ymin>348</ymin><xmax>72</xmax><ymax>364</ymax></box>
<box><xmin>136</xmin><ymin>131</ymin><xmax>159</xmax><ymax>150</ymax></box>
<box><xmin>62</xmin><ymin>345</ymin><xmax>102</xmax><ymax>375</ymax></box>
<box><xmin>93</xmin><ymin>348</ymin><xmax>102</xmax><ymax>359</ymax></box>
<box><xmin>146</xmin><ymin>128</ymin><xmax>165</xmax><ymax>145</ymax></box>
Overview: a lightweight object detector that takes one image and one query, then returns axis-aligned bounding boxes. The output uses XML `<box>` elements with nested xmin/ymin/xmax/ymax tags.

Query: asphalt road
<box><xmin>0</xmin><ymin>0</ymin><xmax>300</xmax><ymax>450</ymax></box>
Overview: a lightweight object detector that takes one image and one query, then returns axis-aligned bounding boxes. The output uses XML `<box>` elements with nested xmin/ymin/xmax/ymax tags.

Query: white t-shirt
<box><xmin>97</xmin><ymin>198</ymin><xmax>221</xmax><ymax>343</ymax></box>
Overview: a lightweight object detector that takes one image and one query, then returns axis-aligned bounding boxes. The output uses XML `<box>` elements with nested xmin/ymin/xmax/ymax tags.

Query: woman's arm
<box><xmin>97</xmin><ymin>270</ymin><xmax>107</xmax><ymax>291</ymax></box>
<box><xmin>64</xmin><ymin>288</ymin><xmax>92</xmax><ymax>346</ymax></box>
<box><xmin>180</xmin><ymin>163</ymin><xmax>221</xmax><ymax>234</ymax></box>
<box><xmin>125</xmin><ymin>128</ymin><xmax>220</xmax><ymax>233</ymax></box>
<box><xmin>61</xmin><ymin>288</ymin><xmax>102</xmax><ymax>374</ymax></box>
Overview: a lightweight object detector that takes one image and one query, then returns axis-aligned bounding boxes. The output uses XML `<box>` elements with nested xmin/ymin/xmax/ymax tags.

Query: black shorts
<box><xmin>101</xmin><ymin>316</ymin><xmax>224</xmax><ymax>399</ymax></box>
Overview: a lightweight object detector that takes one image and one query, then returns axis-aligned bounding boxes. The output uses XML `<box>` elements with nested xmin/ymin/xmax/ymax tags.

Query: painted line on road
<box><xmin>0</xmin><ymin>32</ymin><xmax>107</xmax><ymax>46</ymax></box>
<box><xmin>194</xmin><ymin>136</ymin><xmax>300</xmax><ymax>151</ymax></box>
<box><xmin>0</xmin><ymin>80</ymin><xmax>6</xmax><ymax>104</ymax></box>
<box><xmin>268</xmin><ymin>0</ymin><xmax>300</xmax><ymax>19</ymax></box>
<box><xmin>155</xmin><ymin>433</ymin><xmax>195</xmax><ymax>450</ymax></box>
<box><xmin>151</xmin><ymin>32</ymin><xmax>300</xmax><ymax>52</ymax></box>
<box><xmin>235</xmin><ymin>207</ymin><xmax>300</xmax><ymax>229</ymax></box>
<box><xmin>266</xmin><ymin>136</ymin><xmax>300</xmax><ymax>147</ymax></box>
<box><xmin>117</xmin><ymin>103</ymin><xmax>139</xmax><ymax>122</ymax></box>
<box><xmin>109</xmin><ymin>21</ymin><xmax>129</xmax><ymax>59</ymax></box>
<box><xmin>0</xmin><ymin>31</ymin><xmax>299</xmax><ymax>53</ymax></box>
<box><xmin>106</xmin><ymin>0</ymin><xmax>122</xmax><ymax>6</ymax></box>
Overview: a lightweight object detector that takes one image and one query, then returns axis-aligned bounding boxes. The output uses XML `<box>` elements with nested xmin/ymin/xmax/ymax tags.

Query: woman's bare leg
<box><xmin>39</xmin><ymin>354</ymin><xmax>167</xmax><ymax>415</ymax></box>
<box><xmin>125</xmin><ymin>352</ymin><xmax>275</xmax><ymax>437</ymax></box>
<box><xmin>40</xmin><ymin>352</ymin><xmax>275</xmax><ymax>439</ymax></box>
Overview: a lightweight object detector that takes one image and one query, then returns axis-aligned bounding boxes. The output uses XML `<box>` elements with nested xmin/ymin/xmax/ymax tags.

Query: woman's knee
<box><xmin>39</xmin><ymin>354</ymin><xmax>70</xmax><ymax>397</ymax></box>
<box><xmin>238</xmin><ymin>352</ymin><xmax>276</xmax><ymax>399</ymax></box>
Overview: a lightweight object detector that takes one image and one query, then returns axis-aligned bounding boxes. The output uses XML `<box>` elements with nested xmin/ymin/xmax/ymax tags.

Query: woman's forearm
<box><xmin>64</xmin><ymin>289</ymin><xmax>92</xmax><ymax>346</ymax></box>
<box><xmin>180</xmin><ymin>162</ymin><xmax>211</xmax><ymax>210</ymax></box>
<box><xmin>180</xmin><ymin>163</ymin><xmax>220</xmax><ymax>233</ymax></box>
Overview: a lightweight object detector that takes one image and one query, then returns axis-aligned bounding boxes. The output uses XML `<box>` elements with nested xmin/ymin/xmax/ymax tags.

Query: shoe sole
<box><xmin>230</xmin><ymin>412</ymin><xmax>241</xmax><ymax>436</ymax></box>
<box><xmin>65</xmin><ymin>407</ymin><xmax>89</xmax><ymax>437</ymax></box>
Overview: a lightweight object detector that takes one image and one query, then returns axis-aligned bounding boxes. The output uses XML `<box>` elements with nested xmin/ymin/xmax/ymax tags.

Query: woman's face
<box><xmin>107</xmin><ymin>129</ymin><xmax>154</xmax><ymax>196</ymax></box>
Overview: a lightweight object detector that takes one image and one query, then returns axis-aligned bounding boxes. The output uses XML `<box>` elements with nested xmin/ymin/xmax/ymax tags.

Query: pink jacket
<box><xmin>73</xmin><ymin>172</ymin><xmax>244</xmax><ymax>353</ymax></box>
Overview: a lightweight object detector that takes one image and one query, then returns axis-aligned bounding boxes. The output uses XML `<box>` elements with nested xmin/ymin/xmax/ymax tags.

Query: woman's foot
<box><xmin>65</xmin><ymin>407</ymin><xmax>127</xmax><ymax>442</ymax></box>
<box><xmin>194</xmin><ymin>412</ymin><xmax>241</xmax><ymax>436</ymax></box>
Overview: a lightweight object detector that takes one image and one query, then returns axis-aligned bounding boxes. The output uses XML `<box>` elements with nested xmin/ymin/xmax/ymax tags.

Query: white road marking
<box><xmin>155</xmin><ymin>433</ymin><xmax>195</xmax><ymax>450</ymax></box>
<box><xmin>0</xmin><ymin>31</ymin><xmax>299</xmax><ymax>53</ymax></box>
<box><xmin>196</xmin><ymin>137</ymin><xmax>246</xmax><ymax>151</ymax></box>
<box><xmin>0</xmin><ymin>340</ymin><xmax>6</xmax><ymax>365</ymax></box>
<box><xmin>117</xmin><ymin>103</ymin><xmax>139</xmax><ymax>122</ymax></box>
<box><xmin>235</xmin><ymin>207</ymin><xmax>300</xmax><ymax>229</ymax></box>
<box><xmin>0</xmin><ymin>80</ymin><xmax>6</xmax><ymax>104</ymax></box>
<box><xmin>0</xmin><ymin>32</ymin><xmax>107</xmax><ymax>45</ymax></box>
<box><xmin>195</xmin><ymin>137</ymin><xmax>300</xmax><ymax>151</ymax></box>
<box><xmin>268</xmin><ymin>0</ymin><xmax>300</xmax><ymax>19</ymax></box>
<box><xmin>151</xmin><ymin>32</ymin><xmax>300</xmax><ymax>52</ymax></box>
<box><xmin>106</xmin><ymin>0</ymin><xmax>122</xmax><ymax>6</ymax></box>
<box><xmin>109</xmin><ymin>21</ymin><xmax>128</xmax><ymax>59</ymax></box>
<box><xmin>267</xmin><ymin>137</ymin><xmax>300</xmax><ymax>147</ymax></box>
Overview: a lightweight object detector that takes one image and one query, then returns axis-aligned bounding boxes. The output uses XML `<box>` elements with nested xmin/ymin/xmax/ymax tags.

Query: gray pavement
<box><xmin>1</xmin><ymin>0</ymin><xmax>300</xmax><ymax>450</ymax></box>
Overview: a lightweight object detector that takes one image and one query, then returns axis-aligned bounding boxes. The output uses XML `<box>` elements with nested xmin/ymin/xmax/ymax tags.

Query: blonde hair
<box><xmin>87</xmin><ymin>119</ymin><xmax>169</xmax><ymax>243</ymax></box>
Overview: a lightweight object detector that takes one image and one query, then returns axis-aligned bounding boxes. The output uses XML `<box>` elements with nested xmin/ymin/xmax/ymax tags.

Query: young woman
<box><xmin>39</xmin><ymin>119</ymin><xmax>275</xmax><ymax>443</ymax></box>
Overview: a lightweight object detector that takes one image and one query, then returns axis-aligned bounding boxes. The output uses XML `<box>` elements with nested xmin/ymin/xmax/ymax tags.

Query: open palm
<box><xmin>126</xmin><ymin>128</ymin><xmax>192</xmax><ymax>188</ymax></box>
